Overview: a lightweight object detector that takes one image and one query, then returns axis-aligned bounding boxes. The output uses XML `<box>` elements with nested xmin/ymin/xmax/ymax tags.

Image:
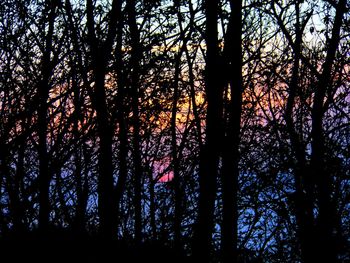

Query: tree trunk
<box><xmin>171</xmin><ymin>51</ymin><xmax>182</xmax><ymax>257</ymax></box>
<box><xmin>86</xmin><ymin>0</ymin><xmax>122</xmax><ymax>239</ymax></box>
<box><xmin>149</xmin><ymin>175</ymin><xmax>157</xmax><ymax>240</ymax></box>
<box><xmin>72</xmin><ymin>74</ymin><xmax>88</xmax><ymax>234</ymax></box>
<box><xmin>284</xmin><ymin>4</ymin><xmax>315</xmax><ymax>262</ymax></box>
<box><xmin>310</xmin><ymin>1</ymin><xmax>345</xmax><ymax>261</ymax></box>
<box><xmin>171</xmin><ymin>5</ymin><xmax>189</xmax><ymax>252</ymax></box>
<box><xmin>221</xmin><ymin>1</ymin><xmax>242</xmax><ymax>262</ymax></box>
<box><xmin>38</xmin><ymin>0</ymin><xmax>58</xmax><ymax>233</ymax></box>
<box><xmin>114</xmin><ymin>13</ymin><xmax>129</xmax><ymax>238</ymax></box>
<box><xmin>193</xmin><ymin>0</ymin><xmax>223</xmax><ymax>261</ymax></box>
<box><xmin>9</xmin><ymin>139</ymin><xmax>26</xmax><ymax>234</ymax></box>
<box><xmin>127</xmin><ymin>0</ymin><xmax>143</xmax><ymax>245</ymax></box>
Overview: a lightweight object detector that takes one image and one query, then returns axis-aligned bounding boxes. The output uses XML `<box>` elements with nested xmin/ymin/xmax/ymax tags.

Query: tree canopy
<box><xmin>0</xmin><ymin>0</ymin><xmax>349</xmax><ymax>262</ymax></box>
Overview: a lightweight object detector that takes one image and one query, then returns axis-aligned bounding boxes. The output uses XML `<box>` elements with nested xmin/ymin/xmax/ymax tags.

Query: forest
<box><xmin>0</xmin><ymin>0</ymin><xmax>349</xmax><ymax>262</ymax></box>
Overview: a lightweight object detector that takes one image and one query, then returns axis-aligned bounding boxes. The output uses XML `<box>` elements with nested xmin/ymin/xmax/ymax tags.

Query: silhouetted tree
<box><xmin>0</xmin><ymin>0</ymin><xmax>349</xmax><ymax>262</ymax></box>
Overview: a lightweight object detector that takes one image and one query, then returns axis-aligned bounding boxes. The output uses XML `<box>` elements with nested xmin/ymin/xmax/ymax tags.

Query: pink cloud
<box><xmin>157</xmin><ymin>171</ymin><xmax>174</xmax><ymax>183</ymax></box>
